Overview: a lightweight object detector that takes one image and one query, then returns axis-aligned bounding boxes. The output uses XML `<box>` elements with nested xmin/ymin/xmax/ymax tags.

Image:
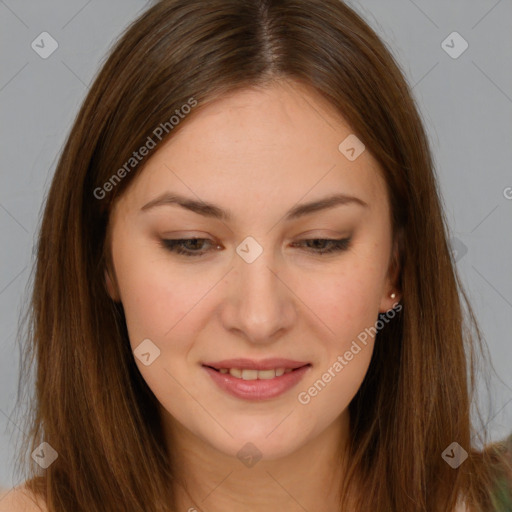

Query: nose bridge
<box><xmin>238</xmin><ymin>244</ymin><xmax>277</xmax><ymax>297</ymax></box>
<box><xmin>237</xmin><ymin>236</ymin><xmax>281</xmax><ymax>311</ymax></box>
<box><xmin>224</xmin><ymin>235</ymin><xmax>293</xmax><ymax>342</ymax></box>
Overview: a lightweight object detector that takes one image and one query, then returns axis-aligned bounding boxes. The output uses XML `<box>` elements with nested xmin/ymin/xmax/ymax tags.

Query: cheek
<box><xmin>297</xmin><ymin>252</ymin><xmax>384</xmax><ymax>406</ymax></box>
<box><xmin>114</xmin><ymin>244</ymin><xmax>206</xmax><ymax>345</ymax></box>
<box><xmin>113</xmin><ymin>248</ymin><xmax>206</xmax><ymax>410</ymax></box>
<box><xmin>303</xmin><ymin>257</ymin><xmax>386</xmax><ymax>339</ymax></box>
<box><xmin>298</xmin><ymin>281</ymin><xmax>377</xmax><ymax>419</ymax></box>
<box><xmin>300</xmin><ymin>345</ymin><xmax>374</xmax><ymax>426</ymax></box>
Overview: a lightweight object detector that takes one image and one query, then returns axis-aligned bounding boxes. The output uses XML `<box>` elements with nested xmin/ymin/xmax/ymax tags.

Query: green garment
<box><xmin>489</xmin><ymin>433</ymin><xmax>512</xmax><ymax>511</ymax></box>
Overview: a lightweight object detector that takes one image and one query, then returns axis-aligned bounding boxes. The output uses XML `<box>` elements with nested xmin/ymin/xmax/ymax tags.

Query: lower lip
<box><xmin>203</xmin><ymin>365</ymin><xmax>311</xmax><ymax>401</ymax></box>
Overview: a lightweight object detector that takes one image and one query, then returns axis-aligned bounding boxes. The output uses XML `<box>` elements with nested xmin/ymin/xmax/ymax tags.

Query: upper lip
<box><xmin>202</xmin><ymin>358</ymin><xmax>310</xmax><ymax>371</ymax></box>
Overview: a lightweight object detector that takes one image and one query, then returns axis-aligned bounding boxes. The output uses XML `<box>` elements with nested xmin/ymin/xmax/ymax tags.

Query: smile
<box><xmin>202</xmin><ymin>359</ymin><xmax>311</xmax><ymax>400</ymax></box>
<box><xmin>208</xmin><ymin>367</ymin><xmax>296</xmax><ymax>380</ymax></box>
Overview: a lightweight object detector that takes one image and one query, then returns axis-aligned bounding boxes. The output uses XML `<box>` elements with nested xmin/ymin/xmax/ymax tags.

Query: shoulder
<box><xmin>0</xmin><ymin>484</ymin><xmax>47</xmax><ymax>512</ymax></box>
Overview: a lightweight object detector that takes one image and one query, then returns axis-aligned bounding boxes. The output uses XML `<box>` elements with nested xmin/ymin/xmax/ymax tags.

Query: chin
<box><xmin>203</xmin><ymin>419</ymin><xmax>313</xmax><ymax>462</ymax></box>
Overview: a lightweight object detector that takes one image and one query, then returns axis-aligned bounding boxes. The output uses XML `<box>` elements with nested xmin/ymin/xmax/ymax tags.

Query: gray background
<box><xmin>1</xmin><ymin>0</ymin><xmax>511</xmax><ymax>491</ymax></box>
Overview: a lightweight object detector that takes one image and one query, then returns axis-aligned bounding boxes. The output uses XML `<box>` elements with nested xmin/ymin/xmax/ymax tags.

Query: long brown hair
<box><xmin>10</xmin><ymin>0</ymin><xmax>509</xmax><ymax>510</ymax></box>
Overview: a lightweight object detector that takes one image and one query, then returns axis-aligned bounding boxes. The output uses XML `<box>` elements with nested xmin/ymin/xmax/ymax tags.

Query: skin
<box><xmin>104</xmin><ymin>78</ymin><xmax>401</xmax><ymax>511</ymax></box>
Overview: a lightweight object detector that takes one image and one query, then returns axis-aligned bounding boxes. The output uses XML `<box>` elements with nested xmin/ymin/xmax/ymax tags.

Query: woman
<box><xmin>2</xmin><ymin>0</ymin><xmax>511</xmax><ymax>510</ymax></box>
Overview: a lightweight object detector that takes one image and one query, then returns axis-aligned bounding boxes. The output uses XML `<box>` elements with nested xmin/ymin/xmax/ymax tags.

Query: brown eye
<box><xmin>161</xmin><ymin>238</ymin><xmax>218</xmax><ymax>257</ymax></box>
<box><xmin>292</xmin><ymin>238</ymin><xmax>351</xmax><ymax>254</ymax></box>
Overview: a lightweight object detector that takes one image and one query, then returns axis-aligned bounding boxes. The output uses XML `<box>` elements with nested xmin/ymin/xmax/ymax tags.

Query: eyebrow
<box><xmin>140</xmin><ymin>192</ymin><xmax>368</xmax><ymax>221</ymax></box>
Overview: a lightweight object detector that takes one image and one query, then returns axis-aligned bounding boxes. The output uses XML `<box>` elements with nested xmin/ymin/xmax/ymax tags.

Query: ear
<box><xmin>104</xmin><ymin>266</ymin><xmax>120</xmax><ymax>302</ymax></box>
<box><xmin>378</xmin><ymin>228</ymin><xmax>402</xmax><ymax>313</ymax></box>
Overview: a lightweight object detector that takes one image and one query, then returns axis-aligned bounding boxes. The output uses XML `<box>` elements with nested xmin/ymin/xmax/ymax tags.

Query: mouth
<box><xmin>201</xmin><ymin>359</ymin><xmax>312</xmax><ymax>400</ymax></box>
<box><xmin>203</xmin><ymin>365</ymin><xmax>310</xmax><ymax>380</ymax></box>
<box><xmin>202</xmin><ymin>358</ymin><xmax>311</xmax><ymax>379</ymax></box>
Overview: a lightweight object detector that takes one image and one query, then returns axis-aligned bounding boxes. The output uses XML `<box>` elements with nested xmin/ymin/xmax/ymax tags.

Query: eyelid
<box><xmin>159</xmin><ymin>235</ymin><xmax>352</xmax><ymax>258</ymax></box>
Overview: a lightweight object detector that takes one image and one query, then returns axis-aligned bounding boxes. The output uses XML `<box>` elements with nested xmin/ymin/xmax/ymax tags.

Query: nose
<box><xmin>220</xmin><ymin>243</ymin><xmax>296</xmax><ymax>345</ymax></box>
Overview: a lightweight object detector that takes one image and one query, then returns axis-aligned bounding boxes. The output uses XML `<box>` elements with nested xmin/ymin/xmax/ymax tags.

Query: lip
<box><xmin>202</xmin><ymin>358</ymin><xmax>309</xmax><ymax>371</ymax></box>
<box><xmin>202</xmin><ymin>360</ymin><xmax>311</xmax><ymax>401</ymax></box>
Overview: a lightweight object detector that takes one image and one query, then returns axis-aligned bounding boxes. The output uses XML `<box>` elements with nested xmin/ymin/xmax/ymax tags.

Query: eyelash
<box><xmin>160</xmin><ymin>237</ymin><xmax>352</xmax><ymax>257</ymax></box>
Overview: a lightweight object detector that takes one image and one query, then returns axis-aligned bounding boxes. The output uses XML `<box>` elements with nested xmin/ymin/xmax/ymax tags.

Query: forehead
<box><xmin>114</xmin><ymin>80</ymin><xmax>388</xmax><ymax>222</ymax></box>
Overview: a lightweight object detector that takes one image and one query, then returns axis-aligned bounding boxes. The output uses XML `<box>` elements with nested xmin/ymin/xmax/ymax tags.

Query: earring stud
<box><xmin>390</xmin><ymin>292</ymin><xmax>396</xmax><ymax>299</ymax></box>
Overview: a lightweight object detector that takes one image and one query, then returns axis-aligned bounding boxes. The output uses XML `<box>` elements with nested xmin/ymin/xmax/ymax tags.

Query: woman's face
<box><xmin>105</xmin><ymin>79</ymin><xmax>399</xmax><ymax>461</ymax></box>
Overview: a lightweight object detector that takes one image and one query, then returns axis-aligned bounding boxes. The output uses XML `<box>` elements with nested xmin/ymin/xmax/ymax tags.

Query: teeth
<box><xmin>258</xmin><ymin>369</ymin><xmax>277</xmax><ymax>380</ymax></box>
<box><xmin>241</xmin><ymin>369</ymin><xmax>258</xmax><ymax>380</ymax></box>
<box><xmin>218</xmin><ymin>367</ymin><xmax>296</xmax><ymax>380</ymax></box>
